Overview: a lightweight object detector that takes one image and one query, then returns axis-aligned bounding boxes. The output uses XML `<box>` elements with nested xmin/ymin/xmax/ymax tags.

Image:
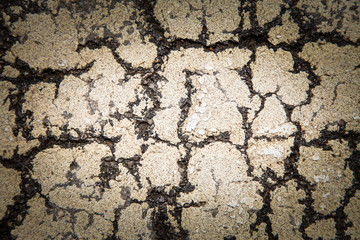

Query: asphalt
<box><xmin>0</xmin><ymin>0</ymin><xmax>359</xmax><ymax>239</ymax></box>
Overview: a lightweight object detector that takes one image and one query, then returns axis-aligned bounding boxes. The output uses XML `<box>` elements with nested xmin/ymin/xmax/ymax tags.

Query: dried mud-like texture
<box><xmin>294</xmin><ymin>42</ymin><xmax>360</xmax><ymax>141</ymax></box>
<box><xmin>179</xmin><ymin>142</ymin><xmax>263</xmax><ymax>239</ymax></box>
<box><xmin>298</xmin><ymin>141</ymin><xmax>353</xmax><ymax>215</ymax></box>
<box><xmin>251</xmin><ymin>48</ymin><xmax>309</xmax><ymax>106</ymax></box>
<box><xmin>154</xmin><ymin>0</ymin><xmax>203</xmax><ymax>41</ymax></box>
<box><xmin>268</xmin><ymin>11</ymin><xmax>299</xmax><ymax>45</ymax></box>
<box><xmin>154</xmin><ymin>0</ymin><xmax>241</xmax><ymax>45</ymax></box>
<box><xmin>256</xmin><ymin>0</ymin><xmax>286</xmax><ymax>28</ymax></box>
<box><xmin>269</xmin><ymin>180</ymin><xmax>305</xmax><ymax>240</ymax></box>
<box><xmin>0</xmin><ymin>0</ymin><xmax>359</xmax><ymax>240</ymax></box>
<box><xmin>306</xmin><ymin>218</ymin><xmax>337</xmax><ymax>239</ymax></box>
<box><xmin>345</xmin><ymin>191</ymin><xmax>360</xmax><ymax>237</ymax></box>
<box><xmin>0</xmin><ymin>164</ymin><xmax>21</xmax><ymax>220</ymax></box>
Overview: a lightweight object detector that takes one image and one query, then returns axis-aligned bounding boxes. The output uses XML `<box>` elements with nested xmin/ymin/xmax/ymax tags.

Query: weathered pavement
<box><xmin>0</xmin><ymin>0</ymin><xmax>359</xmax><ymax>239</ymax></box>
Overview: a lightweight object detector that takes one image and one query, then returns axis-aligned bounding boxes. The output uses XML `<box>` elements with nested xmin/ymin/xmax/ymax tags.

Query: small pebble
<box><xmin>148</xmin><ymin>82</ymin><xmax>155</xmax><ymax>89</ymax></box>
<box><xmin>313</xmin><ymin>152</ymin><xmax>320</xmax><ymax>161</ymax></box>
<box><xmin>124</xmin><ymin>112</ymin><xmax>132</xmax><ymax>118</ymax></box>
<box><xmin>198</xmin><ymin>129</ymin><xmax>205</xmax><ymax>135</ymax></box>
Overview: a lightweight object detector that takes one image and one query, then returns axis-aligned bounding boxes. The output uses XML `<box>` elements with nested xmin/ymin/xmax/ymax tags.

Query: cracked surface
<box><xmin>0</xmin><ymin>0</ymin><xmax>359</xmax><ymax>239</ymax></box>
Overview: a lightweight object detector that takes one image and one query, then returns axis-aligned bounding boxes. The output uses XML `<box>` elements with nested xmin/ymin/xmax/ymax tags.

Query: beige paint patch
<box><xmin>155</xmin><ymin>0</ymin><xmax>242</xmax><ymax>44</ymax></box>
<box><xmin>248</xmin><ymin>137</ymin><xmax>294</xmax><ymax>177</ymax></box>
<box><xmin>9</xmin><ymin>5</ymin><xmax>23</xmax><ymax>15</ymax></box>
<box><xmin>12</xmin><ymin>196</ymin><xmax>73</xmax><ymax>240</ymax></box>
<box><xmin>184</xmin><ymin>73</ymin><xmax>245</xmax><ymax>144</ymax></box>
<box><xmin>157</xmin><ymin>48</ymin><xmax>253</xmax><ymax>144</ymax></box>
<box><xmin>74</xmin><ymin>211</ymin><xmax>113</xmax><ymax>240</ymax></box>
<box><xmin>116</xmin><ymin>36</ymin><xmax>157</xmax><ymax>68</ymax></box>
<box><xmin>0</xmin><ymin>81</ymin><xmax>39</xmax><ymax>158</ymax></box>
<box><xmin>2</xmin><ymin>12</ymin><xmax>11</xmax><ymax>28</ymax></box>
<box><xmin>299</xmin><ymin>42</ymin><xmax>360</xmax><ymax>77</ymax></box>
<box><xmin>9</xmin><ymin>1</ymin><xmax>155</xmax><ymax>71</ymax></box>
<box><xmin>216</xmin><ymin>48</ymin><xmax>253</xmax><ymax>70</ymax></box>
<box><xmin>139</xmin><ymin>142</ymin><xmax>181</xmax><ymax>188</ymax></box>
<box><xmin>179</xmin><ymin>142</ymin><xmax>262</xmax><ymax>237</ymax></box>
<box><xmin>3</xmin><ymin>50</ymin><xmax>16</xmax><ymax>63</ymax></box>
<box><xmin>75</xmin><ymin>1</ymin><xmax>138</xmax><ymax>44</ymax></box>
<box><xmin>180</xmin><ymin>142</ymin><xmax>262</xmax><ymax>207</ymax></box>
<box><xmin>293</xmin><ymin>42</ymin><xmax>360</xmax><ymax>141</ymax></box>
<box><xmin>344</xmin><ymin>191</ymin><xmax>360</xmax><ymax>237</ymax></box>
<box><xmin>44</xmin><ymin>0</ymin><xmax>60</xmax><ymax>15</ymax></box>
<box><xmin>113</xmin><ymin>119</ymin><xmax>145</xmax><ymax>158</ymax></box>
<box><xmin>298</xmin><ymin>140</ymin><xmax>353</xmax><ymax>214</ymax></box>
<box><xmin>306</xmin><ymin>218</ymin><xmax>336</xmax><ymax>240</ymax></box>
<box><xmin>251</xmin><ymin>223</ymin><xmax>268</xmax><ymax>240</ymax></box>
<box><xmin>22</xmin><ymin>82</ymin><xmax>65</xmax><ymax>138</ymax></box>
<box><xmin>10</xmin><ymin>9</ymin><xmax>85</xmax><ymax>71</ymax></box>
<box><xmin>54</xmin><ymin>75</ymin><xmax>97</xmax><ymax>135</ymax></box>
<box><xmin>153</xmin><ymin>107</ymin><xmax>181</xmax><ymax>143</ymax></box>
<box><xmin>182</xmin><ymin>205</ymin><xmax>258</xmax><ymax>239</ymax></box>
<box><xmin>252</xmin><ymin>96</ymin><xmax>296</xmax><ymax>137</ymax></box>
<box><xmin>270</xmin><ymin>180</ymin><xmax>305</xmax><ymax>240</ymax></box>
<box><xmin>81</xmin><ymin>47</ymin><xmax>141</xmax><ymax>117</ymax></box>
<box><xmin>114</xmin><ymin>168</ymin><xmax>148</xmax><ymax>202</ymax></box>
<box><xmin>32</xmin><ymin>145</ymin><xmax>95</xmax><ymax>195</ymax></box>
<box><xmin>2</xmin><ymin>65</ymin><xmax>20</xmax><ymax>78</ymax></box>
<box><xmin>48</xmin><ymin>184</ymin><xmax>119</xmax><ymax>220</ymax></box>
<box><xmin>31</xmin><ymin>143</ymin><xmax>137</xmax><ymax>220</ymax></box>
<box><xmin>242</xmin><ymin>11</ymin><xmax>252</xmax><ymax>30</ymax></box>
<box><xmin>268</xmin><ymin>11</ymin><xmax>300</xmax><ymax>45</ymax></box>
<box><xmin>154</xmin><ymin>0</ymin><xmax>203</xmax><ymax>40</ymax></box>
<box><xmin>117</xmin><ymin>203</ymin><xmax>151</xmax><ymax>239</ymax></box>
<box><xmin>0</xmin><ymin>81</ymin><xmax>19</xmax><ymax>158</ymax></box>
<box><xmin>110</xmin><ymin>1</ymin><xmax>158</xmax><ymax>68</ymax></box>
<box><xmin>205</xmin><ymin>0</ymin><xmax>241</xmax><ymax>44</ymax></box>
<box><xmin>252</xmin><ymin>47</ymin><xmax>310</xmax><ymax>106</ymax></box>
<box><xmin>257</xmin><ymin>0</ymin><xmax>286</xmax><ymax>27</ymax></box>
<box><xmin>42</xmin><ymin>53</ymin><xmax>142</xmax><ymax>138</ymax></box>
<box><xmin>0</xmin><ymin>164</ymin><xmax>21</xmax><ymax>219</ymax></box>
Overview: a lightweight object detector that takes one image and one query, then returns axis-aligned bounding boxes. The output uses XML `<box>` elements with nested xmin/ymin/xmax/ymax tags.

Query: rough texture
<box><xmin>0</xmin><ymin>0</ymin><xmax>359</xmax><ymax>239</ymax></box>
<box><xmin>298</xmin><ymin>141</ymin><xmax>353</xmax><ymax>215</ymax></box>
<box><xmin>296</xmin><ymin>0</ymin><xmax>360</xmax><ymax>42</ymax></box>
<box><xmin>268</xmin><ymin>11</ymin><xmax>300</xmax><ymax>45</ymax></box>
<box><xmin>0</xmin><ymin>164</ymin><xmax>21</xmax><ymax>220</ymax></box>
<box><xmin>179</xmin><ymin>142</ymin><xmax>263</xmax><ymax>239</ymax></box>
<box><xmin>269</xmin><ymin>180</ymin><xmax>305</xmax><ymax>240</ymax></box>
